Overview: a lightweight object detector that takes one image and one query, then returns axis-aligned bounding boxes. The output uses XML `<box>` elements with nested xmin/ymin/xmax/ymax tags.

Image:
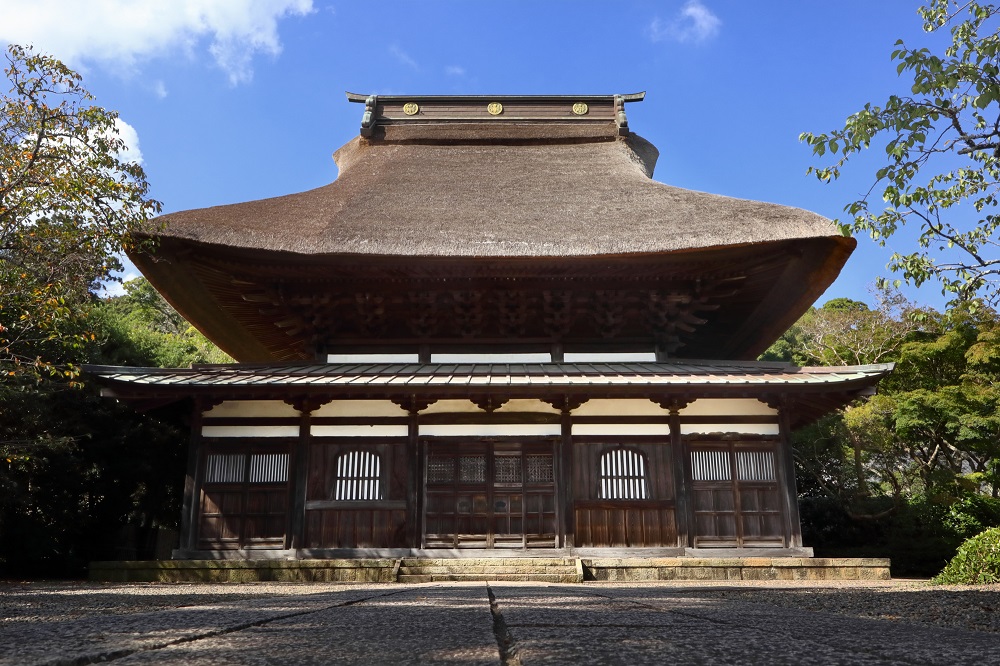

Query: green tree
<box><xmin>0</xmin><ymin>281</ymin><xmax>232</xmax><ymax>576</ymax></box>
<box><xmin>0</xmin><ymin>44</ymin><xmax>160</xmax><ymax>383</ymax></box>
<box><xmin>94</xmin><ymin>278</ymin><xmax>231</xmax><ymax>368</ymax></box>
<box><xmin>801</xmin><ymin>1</ymin><xmax>1000</xmax><ymax>305</ymax></box>
<box><xmin>797</xmin><ymin>288</ymin><xmax>924</xmax><ymax>366</ymax></box>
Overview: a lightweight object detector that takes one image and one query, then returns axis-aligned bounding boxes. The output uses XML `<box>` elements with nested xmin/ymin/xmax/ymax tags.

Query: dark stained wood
<box><xmin>304</xmin><ymin>508</ymin><xmax>407</xmax><ymax>548</ymax></box>
<box><xmin>571</xmin><ymin>440</ymin><xmax>677</xmax><ymax>547</ymax></box>
<box><xmin>406</xmin><ymin>413</ymin><xmax>419</xmax><ymax>548</ymax></box>
<box><xmin>196</xmin><ymin>442</ymin><xmax>291</xmax><ymax>550</ymax></box>
<box><xmin>287</xmin><ymin>408</ymin><xmax>310</xmax><ymax>550</ymax></box>
<box><xmin>422</xmin><ymin>440</ymin><xmax>557</xmax><ymax>549</ymax></box>
<box><xmin>777</xmin><ymin>404</ymin><xmax>804</xmax><ymax>547</ymax></box>
<box><xmin>140</xmin><ymin>238</ymin><xmax>847</xmax><ymax>363</ymax></box>
<box><xmin>179</xmin><ymin>408</ymin><xmax>203</xmax><ymax>551</ymax></box>
<box><xmin>560</xmin><ymin>408</ymin><xmax>573</xmax><ymax>549</ymax></box>
<box><xmin>300</xmin><ymin>439</ymin><xmax>409</xmax><ymax>549</ymax></box>
<box><xmin>687</xmin><ymin>439</ymin><xmax>785</xmax><ymax>548</ymax></box>
<box><xmin>669</xmin><ymin>406</ymin><xmax>690</xmax><ymax>548</ymax></box>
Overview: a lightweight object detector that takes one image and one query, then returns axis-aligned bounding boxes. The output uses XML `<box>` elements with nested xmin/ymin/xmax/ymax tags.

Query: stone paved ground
<box><xmin>3</xmin><ymin>580</ymin><xmax>999</xmax><ymax>665</ymax></box>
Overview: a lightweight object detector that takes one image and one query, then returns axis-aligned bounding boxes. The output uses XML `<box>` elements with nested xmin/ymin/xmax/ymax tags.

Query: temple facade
<box><xmin>90</xmin><ymin>93</ymin><xmax>891</xmax><ymax>558</ymax></box>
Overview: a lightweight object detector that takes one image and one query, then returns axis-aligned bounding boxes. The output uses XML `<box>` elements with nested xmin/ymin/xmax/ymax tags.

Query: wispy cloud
<box><xmin>648</xmin><ymin>1</ymin><xmax>721</xmax><ymax>44</ymax></box>
<box><xmin>445</xmin><ymin>65</ymin><xmax>465</xmax><ymax>76</ymax></box>
<box><xmin>152</xmin><ymin>80</ymin><xmax>168</xmax><ymax>99</ymax></box>
<box><xmin>0</xmin><ymin>0</ymin><xmax>314</xmax><ymax>85</ymax></box>
<box><xmin>389</xmin><ymin>44</ymin><xmax>419</xmax><ymax>70</ymax></box>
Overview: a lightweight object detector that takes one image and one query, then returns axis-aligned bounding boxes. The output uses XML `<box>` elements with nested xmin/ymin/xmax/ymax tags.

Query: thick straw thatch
<box><xmin>151</xmin><ymin>134</ymin><xmax>840</xmax><ymax>257</ymax></box>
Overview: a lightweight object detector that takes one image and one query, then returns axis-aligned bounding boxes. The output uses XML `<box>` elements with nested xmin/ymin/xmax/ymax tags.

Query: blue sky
<box><xmin>1</xmin><ymin>1</ymin><xmax>950</xmax><ymax>307</ymax></box>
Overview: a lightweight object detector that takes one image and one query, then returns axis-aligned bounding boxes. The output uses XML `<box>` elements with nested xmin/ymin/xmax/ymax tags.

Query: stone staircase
<box><xmin>396</xmin><ymin>557</ymin><xmax>583</xmax><ymax>583</ymax></box>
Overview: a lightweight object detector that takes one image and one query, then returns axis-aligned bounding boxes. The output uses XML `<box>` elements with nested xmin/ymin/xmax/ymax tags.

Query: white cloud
<box><xmin>445</xmin><ymin>65</ymin><xmax>465</xmax><ymax>76</ymax></box>
<box><xmin>389</xmin><ymin>44</ymin><xmax>419</xmax><ymax>70</ymax></box>
<box><xmin>0</xmin><ymin>0</ymin><xmax>314</xmax><ymax>85</ymax></box>
<box><xmin>152</xmin><ymin>80</ymin><xmax>168</xmax><ymax>99</ymax></box>
<box><xmin>648</xmin><ymin>1</ymin><xmax>721</xmax><ymax>44</ymax></box>
<box><xmin>113</xmin><ymin>118</ymin><xmax>144</xmax><ymax>166</ymax></box>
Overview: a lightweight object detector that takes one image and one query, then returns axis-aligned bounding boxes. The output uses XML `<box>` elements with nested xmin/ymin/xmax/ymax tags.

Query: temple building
<box><xmin>89</xmin><ymin>93</ymin><xmax>892</xmax><ymax>559</ymax></box>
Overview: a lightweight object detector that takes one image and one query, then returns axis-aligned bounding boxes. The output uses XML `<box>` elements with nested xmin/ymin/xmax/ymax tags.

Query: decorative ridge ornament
<box><xmin>360</xmin><ymin>95</ymin><xmax>377</xmax><ymax>137</ymax></box>
<box><xmin>614</xmin><ymin>94</ymin><xmax>628</xmax><ymax>135</ymax></box>
<box><xmin>344</xmin><ymin>92</ymin><xmax>646</xmax><ymax>140</ymax></box>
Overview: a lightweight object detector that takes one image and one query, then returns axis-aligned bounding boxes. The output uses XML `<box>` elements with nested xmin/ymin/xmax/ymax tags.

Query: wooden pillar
<box><xmin>406</xmin><ymin>411</ymin><xmax>420</xmax><ymax>548</ymax></box>
<box><xmin>179</xmin><ymin>401</ymin><xmax>205</xmax><ymax>554</ymax></box>
<box><xmin>776</xmin><ymin>401</ymin><xmax>804</xmax><ymax>548</ymax></box>
<box><xmin>668</xmin><ymin>404</ymin><xmax>689</xmax><ymax>549</ymax></box>
<box><xmin>287</xmin><ymin>406</ymin><xmax>312</xmax><ymax>551</ymax></box>
<box><xmin>559</xmin><ymin>403</ymin><xmax>574</xmax><ymax>549</ymax></box>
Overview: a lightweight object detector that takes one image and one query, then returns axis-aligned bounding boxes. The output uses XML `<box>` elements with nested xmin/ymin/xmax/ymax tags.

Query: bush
<box><xmin>932</xmin><ymin>527</ymin><xmax>1000</xmax><ymax>585</ymax></box>
<box><xmin>799</xmin><ymin>493</ymin><xmax>1000</xmax><ymax>577</ymax></box>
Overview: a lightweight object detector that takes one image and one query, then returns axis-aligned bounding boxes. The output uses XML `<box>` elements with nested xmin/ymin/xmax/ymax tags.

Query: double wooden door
<box><xmin>689</xmin><ymin>442</ymin><xmax>785</xmax><ymax>548</ymax></box>
<box><xmin>422</xmin><ymin>441</ymin><xmax>557</xmax><ymax>548</ymax></box>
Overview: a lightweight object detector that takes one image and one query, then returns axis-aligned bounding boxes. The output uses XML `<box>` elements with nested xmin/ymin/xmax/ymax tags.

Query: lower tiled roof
<box><xmin>86</xmin><ymin>360</ymin><xmax>893</xmax><ymax>390</ymax></box>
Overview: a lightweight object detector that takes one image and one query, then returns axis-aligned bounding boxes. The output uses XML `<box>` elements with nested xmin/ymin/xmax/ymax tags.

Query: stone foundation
<box><xmin>89</xmin><ymin>556</ymin><xmax>890</xmax><ymax>583</ymax></box>
<box><xmin>583</xmin><ymin>557</ymin><xmax>891</xmax><ymax>582</ymax></box>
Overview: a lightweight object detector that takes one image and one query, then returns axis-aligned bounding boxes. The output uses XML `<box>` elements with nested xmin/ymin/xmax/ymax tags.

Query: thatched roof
<box><xmin>131</xmin><ymin>93</ymin><xmax>854</xmax><ymax>364</ymax></box>
<box><xmin>153</xmin><ymin>133</ymin><xmax>842</xmax><ymax>258</ymax></box>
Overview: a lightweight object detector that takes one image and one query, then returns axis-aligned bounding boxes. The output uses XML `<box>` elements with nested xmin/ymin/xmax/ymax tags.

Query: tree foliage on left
<box><xmin>0</xmin><ymin>44</ymin><xmax>160</xmax><ymax>384</ymax></box>
<box><xmin>0</xmin><ymin>46</ymin><xmax>190</xmax><ymax>576</ymax></box>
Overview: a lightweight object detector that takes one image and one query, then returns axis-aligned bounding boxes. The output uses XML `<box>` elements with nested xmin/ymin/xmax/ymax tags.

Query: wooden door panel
<box><xmin>689</xmin><ymin>443</ymin><xmax>785</xmax><ymax>548</ymax></box>
<box><xmin>422</xmin><ymin>442</ymin><xmax>556</xmax><ymax>548</ymax></box>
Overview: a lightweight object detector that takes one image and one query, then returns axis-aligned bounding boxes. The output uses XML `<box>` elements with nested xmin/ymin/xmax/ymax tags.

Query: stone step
<box><xmin>399</xmin><ymin>566</ymin><xmax>578</xmax><ymax>576</ymax></box>
<box><xmin>398</xmin><ymin>573</ymin><xmax>581</xmax><ymax>583</ymax></box>
<box><xmin>400</xmin><ymin>558</ymin><xmax>577</xmax><ymax>566</ymax></box>
<box><xmin>396</xmin><ymin>557</ymin><xmax>583</xmax><ymax>583</ymax></box>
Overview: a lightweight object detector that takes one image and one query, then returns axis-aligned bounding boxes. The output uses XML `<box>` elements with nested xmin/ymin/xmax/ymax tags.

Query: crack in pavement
<box><xmin>486</xmin><ymin>585</ymin><xmax>522</xmax><ymax>666</ymax></box>
<box><xmin>36</xmin><ymin>589</ymin><xmax>413</xmax><ymax>666</ymax></box>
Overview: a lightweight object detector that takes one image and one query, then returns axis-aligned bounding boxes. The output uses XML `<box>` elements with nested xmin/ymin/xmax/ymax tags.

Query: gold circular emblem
<box><xmin>487</xmin><ymin>102</ymin><xmax>503</xmax><ymax>116</ymax></box>
<box><xmin>402</xmin><ymin>102</ymin><xmax>419</xmax><ymax>116</ymax></box>
<box><xmin>572</xmin><ymin>102</ymin><xmax>589</xmax><ymax>116</ymax></box>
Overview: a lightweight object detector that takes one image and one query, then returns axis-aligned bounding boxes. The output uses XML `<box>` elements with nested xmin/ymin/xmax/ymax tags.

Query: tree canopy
<box><xmin>0</xmin><ymin>44</ymin><xmax>160</xmax><ymax>384</ymax></box>
<box><xmin>773</xmin><ymin>296</ymin><xmax>1000</xmax><ymax>574</ymax></box>
<box><xmin>802</xmin><ymin>1</ymin><xmax>1000</xmax><ymax>306</ymax></box>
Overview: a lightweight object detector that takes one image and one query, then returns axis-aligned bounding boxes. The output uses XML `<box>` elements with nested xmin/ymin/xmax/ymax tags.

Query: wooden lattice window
<box><xmin>690</xmin><ymin>450</ymin><xmax>776</xmax><ymax>482</ymax></box>
<box><xmin>205</xmin><ymin>453</ymin><xmax>289</xmax><ymax>484</ymax></box>
<box><xmin>598</xmin><ymin>448</ymin><xmax>649</xmax><ymax>500</ymax></box>
<box><xmin>333</xmin><ymin>450</ymin><xmax>382</xmax><ymax>500</ymax></box>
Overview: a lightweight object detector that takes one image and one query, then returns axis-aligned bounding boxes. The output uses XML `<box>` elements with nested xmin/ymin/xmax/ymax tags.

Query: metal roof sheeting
<box><xmin>86</xmin><ymin>361</ymin><xmax>893</xmax><ymax>390</ymax></box>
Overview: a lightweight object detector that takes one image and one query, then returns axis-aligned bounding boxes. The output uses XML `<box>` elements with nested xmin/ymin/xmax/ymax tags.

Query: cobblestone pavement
<box><xmin>3</xmin><ymin>581</ymin><xmax>999</xmax><ymax>665</ymax></box>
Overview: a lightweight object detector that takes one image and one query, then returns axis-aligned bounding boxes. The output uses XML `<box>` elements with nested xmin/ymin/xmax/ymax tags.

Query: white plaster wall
<box><xmin>312</xmin><ymin>400</ymin><xmax>409</xmax><ymax>418</ymax></box>
<box><xmin>679</xmin><ymin>423</ymin><xmax>780</xmax><ymax>436</ymax></box>
<box><xmin>311</xmin><ymin>425</ymin><xmax>409</xmax><ymax>437</ymax></box>
<box><xmin>201</xmin><ymin>425</ymin><xmax>300</xmax><ymax>438</ymax></box>
<box><xmin>572</xmin><ymin>423</ymin><xmax>670</xmax><ymax>436</ymax></box>
<box><xmin>420</xmin><ymin>399</ymin><xmax>482</xmax><ymax>415</ymax></box>
<box><xmin>432</xmin><ymin>352</ymin><xmax>550</xmax><ymax>363</ymax></box>
<box><xmin>203</xmin><ymin>400</ymin><xmax>299</xmax><ymax>418</ymax></box>
<box><xmin>679</xmin><ymin>398</ymin><xmax>776</xmax><ymax>416</ymax></box>
<box><xmin>571</xmin><ymin>399</ymin><xmax>670</xmax><ymax>417</ymax></box>
<box><xmin>326</xmin><ymin>353</ymin><xmax>419</xmax><ymax>363</ymax></box>
<box><xmin>419</xmin><ymin>424</ymin><xmax>561</xmax><ymax>437</ymax></box>
<box><xmin>419</xmin><ymin>398</ymin><xmax>561</xmax><ymax>415</ymax></box>
<box><xmin>494</xmin><ymin>399</ymin><xmax>561</xmax><ymax>414</ymax></box>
